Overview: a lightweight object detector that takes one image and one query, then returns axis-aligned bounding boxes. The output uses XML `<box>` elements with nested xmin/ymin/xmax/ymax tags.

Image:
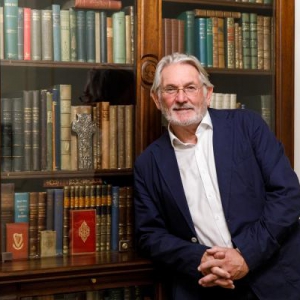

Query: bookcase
<box><xmin>0</xmin><ymin>0</ymin><xmax>294</xmax><ymax>299</ymax></box>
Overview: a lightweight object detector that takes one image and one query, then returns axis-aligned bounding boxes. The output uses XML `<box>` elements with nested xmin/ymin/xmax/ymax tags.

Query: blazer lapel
<box><xmin>210</xmin><ymin>109</ymin><xmax>233</xmax><ymax>215</ymax></box>
<box><xmin>153</xmin><ymin>134</ymin><xmax>197</xmax><ymax>234</ymax></box>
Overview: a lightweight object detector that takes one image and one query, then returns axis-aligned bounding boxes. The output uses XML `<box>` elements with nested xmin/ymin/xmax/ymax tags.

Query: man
<box><xmin>134</xmin><ymin>53</ymin><xmax>300</xmax><ymax>299</ymax></box>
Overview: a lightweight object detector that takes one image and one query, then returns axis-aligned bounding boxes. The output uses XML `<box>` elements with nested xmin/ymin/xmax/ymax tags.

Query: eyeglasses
<box><xmin>161</xmin><ymin>85</ymin><xmax>202</xmax><ymax>97</ymax></box>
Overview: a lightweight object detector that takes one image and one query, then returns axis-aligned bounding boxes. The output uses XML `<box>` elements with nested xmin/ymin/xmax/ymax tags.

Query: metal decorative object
<box><xmin>72</xmin><ymin>113</ymin><xmax>97</xmax><ymax>170</ymax></box>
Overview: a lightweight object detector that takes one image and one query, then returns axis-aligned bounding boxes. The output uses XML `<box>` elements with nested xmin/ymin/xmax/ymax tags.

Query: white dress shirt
<box><xmin>169</xmin><ymin>111</ymin><xmax>233</xmax><ymax>248</ymax></box>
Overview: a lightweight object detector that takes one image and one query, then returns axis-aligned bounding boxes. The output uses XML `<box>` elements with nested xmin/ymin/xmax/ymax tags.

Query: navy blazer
<box><xmin>134</xmin><ymin>108</ymin><xmax>300</xmax><ymax>300</ymax></box>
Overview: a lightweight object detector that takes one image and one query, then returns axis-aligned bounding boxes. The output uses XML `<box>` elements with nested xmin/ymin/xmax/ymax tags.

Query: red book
<box><xmin>6</xmin><ymin>223</ymin><xmax>29</xmax><ymax>259</ymax></box>
<box><xmin>69</xmin><ymin>209</ymin><xmax>96</xmax><ymax>254</ymax></box>
<box><xmin>23</xmin><ymin>7</ymin><xmax>31</xmax><ymax>60</ymax></box>
<box><xmin>74</xmin><ymin>0</ymin><xmax>122</xmax><ymax>10</ymax></box>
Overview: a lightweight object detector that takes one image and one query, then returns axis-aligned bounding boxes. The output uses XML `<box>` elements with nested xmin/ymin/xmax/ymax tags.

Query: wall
<box><xmin>295</xmin><ymin>2</ymin><xmax>300</xmax><ymax>177</ymax></box>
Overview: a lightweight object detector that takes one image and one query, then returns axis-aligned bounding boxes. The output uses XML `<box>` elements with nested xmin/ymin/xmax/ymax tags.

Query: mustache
<box><xmin>171</xmin><ymin>104</ymin><xmax>195</xmax><ymax>110</ymax></box>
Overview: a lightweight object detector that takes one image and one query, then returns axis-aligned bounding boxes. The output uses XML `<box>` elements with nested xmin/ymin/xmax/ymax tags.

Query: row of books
<box><xmin>0</xmin><ymin>85</ymin><xmax>134</xmax><ymax>172</ymax></box>
<box><xmin>1</xmin><ymin>0</ymin><xmax>134</xmax><ymax>64</ymax></box>
<box><xmin>164</xmin><ymin>10</ymin><xmax>272</xmax><ymax>70</ymax></box>
<box><xmin>20</xmin><ymin>285</ymin><xmax>154</xmax><ymax>300</ymax></box>
<box><xmin>1</xmin><ymin>183</ymin><xmax>134</xmax><ymax>260</ymax></box>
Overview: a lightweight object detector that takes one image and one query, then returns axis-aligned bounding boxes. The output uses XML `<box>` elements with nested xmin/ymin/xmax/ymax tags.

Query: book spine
<box><xmin>263</xmin><ymin>16</ymin><xmax>271</xmax><ymax>70</ymax></box>
<box><xmin>195</xmin><ymin>17</ymin><xmax>207</xmax><ymax>67</ymax></box>
<box><xmin>111</xmin><ymin>186</ymin><xmax>119</xmax><ymax>251</ymax></box>
<box><xmin>225</xmin><ymin>17</ymin><xmax>235</xmax><ymax>69</ymax></box>
<box><xmin>109</xmin><ymin>105</ymin><xmax>118</xmax><ymax>169</ymax></box>
<box><xmin>37</xmin><ymin>192</ymin><xmax>47</xmax><ymax>256</ymax></box>
<box><xmin>52</xmin><ymin>4</ymin><xmax>61</xmax><ymax>61</ymax></box>
<box><xmin>63</xmin><ymin>186</ymin><xmax>70</xmax><ymax>255</ymax></box>
<box><xmin>76</xmin><ymin>10</ymin><xmax>86</xmax><ymax>62</ymax></box>
<box><xmin>106</xmin><ymin>184</ymin><xmax>112</xmax><ymax>251</ymax></box>
<box><xmin>124</xmin><ymin>105</ymin><xmax>133</xmax><ymax>169</ymax></box>
<box><xmin>1</xmin><ymin>97</ymin><xmax>12</xmax><ymax>172</ymax></box>
<box><xmin>69</xmin><ymin>8</ymin><xmax>77</xmax><ymax>62</ymax></box>
<box><xmin>40</xmin><ymin>90</ymin><xmax>47</xmax><ymax>171</ymax></box>
<box><xmin>12</xmin><ymin>97</ymin><xmax>23</xmax><ymax>172</ymax></box>
<box><xmin>17</xmin><ymin>7</ymin><xmax>24</xmax><ymax>60</ymax></box>
<box><xmin>106</xmin><ymin>16</ymin><xmax>113</xmax><ymax>63</ymax></box>
<box><xmin>126</xmin><ymin>186</ymin><xmax>133</xmax><ymax>249</ymax></box>
<box><xmin>60</xmin><ymin>84</ymin><xmax>72</xmax><ymax>170</ymax></box>
<box><xmin>41</xmin><ymin>10</ymin><xmax>53</xmax><ymax>61</ymax></box>
<box><xmin>60</xmin><ymin>9</ymin><xmax>70</xmax><ymax>62</ymax></box>
<box><xmin>0</xmin><ymin>7</ymin><xmax>4</xmax><ymax>59</ymax></box>
<box><xmin>23</xmin><ymin>90</ymin><xmax>33</xmax><ymax>171</ymax></box>
<box><xmin>86</xmin><ymin>10</ymin><xmax>96</xmax><ymax>63</ymax></box>
<box><xmin>123</xmin><ymin>6</ymin><xmax>134</xmax><ymax>64</ymax></box>
<box><xmin>212</xmin><ymin>17</ymin><xmax>219</xmax><ymax>68</ymax></box>
<box><xmin>101</xmin><ymin>102</ymin><xmax>110</xmax><ymax>169</ymax></box>
<box><xmin>74</xmin><ymin>0</ymin><xmax>122</xmax><ymax>10</ymax></box>
<box><xmin>242</xmin><ymin>13</ymin><xmax>251</xmax><ymax>69</ymax></box>
<box><xmin>178</xmin><ymin>11</ymin><xmax>195</xmax><ymax>56</ymax></box>
<box><xmin>14</xmin><ymin>192</ymin><xmax>29</xmax><ymax>223</ymax></box>
<box><xmin>118</xmin><ymin>186</ymin><xmax>127</xmax><ymax>244</ymax></box>
<box><xmin>112</xmin><ymin>11</ymin><xmax>126</xmax><ymax>63</ymax></box>
<box><xmin>46</xmin><ymin>91</ymin><xmax>53</xmax><ymax>171</ymax></box>
<box><xmin>4</xmin><ymin>0</ymin><xmax>18</xmax><ymax>59</ymax></box>
<box><xmin>52</xmin><ymin>86</ymin><xmax>61</xmax><ymax>171</ymax></box>
<box><xmin>31</xmin><ymin>9</ymin><xmax>42</xmax><ymax>60</ymax></box>
<box><xmin>250</xmin><ymin>13</ymin><xmax>258</xmax><ymax>69</ymax></box>
<box><xmin>99</xmin><ymin>11</ymin><xmax>107</xmax><ymax>63</ymax></box>
<box><xmin>54</xmin><ymin>189</ymin><xmax>64</xmax><ymax>256</ymax></box>
<box><xmin>217</xmin><ymin>17</ymin><xmax>225</xmax><ymax>68</ymax></box>
<box><xmin>257</xmin><ymin>15</ymin><xmax>264</xmax><ymax>70</ymax></box>
<box><xmin>32</xmin><ymin>90</ymin><xmax>41</xmax><ymax>171</ymax></box>
<box><xmin>95</xmin><ymin>11</ymin><xmax>100</xmax><ymax>63</ymax></box>
<box><xmin>23</xmin><ymin>7</ymin><xmax>31</xmax><ymax>60</ymax></box>
<box><xmin>29</xmin><ymin>192</ymin><xmax>38</xmax><ymax>258</ymax></box>
<box><xmin>206</xmin><ymin>17</ymin><xmax>213</xmax><ymax>68</ymax></box>
<box><xmin>46</xmin><ymin>189</ymin><xmax>54</xmax><ymax>230</ymax></box>
<box><xmin>117</xmin><ymin>105</ymin><xmax>125</xmax><ymax>169</ymax></box>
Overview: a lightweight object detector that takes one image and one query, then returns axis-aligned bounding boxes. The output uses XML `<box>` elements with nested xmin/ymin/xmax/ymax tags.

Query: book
<box><xmin>52</xmin><ymin>4</ymin><xmax>61</xmax><ymax>61</ymax></box>
<box><xmin>69</xmin><ymin>8</ymin><xmax>77</xmax><ymax>62</ymax></box>
<box><xmin>59</xmin><ymin>84</ymin><xmax>72</xmax><ymax>170</ymax></box>
<box><xmin>111</xmin><ymin>186</ymin><xmax>119</xmax><ymax>251</ymax></box>
<box><xmin>17</xmin><ymin>7</ymin><xmax>24</xmax><ymax>60</ymax></box>
<box><xmin>100</xmin><ymin>11</ymin><xmax>107</xmax><ymax>63</ymax></box>
<box><xmin>41</xmin><ymin>10</ymin><xmax>53</xmax><ymax>61</ymax></box>
<box><xmin>123</xmin><ymin>6</ymin><xmax>135</xmax><ymax>64</ymax></box>
<box><xmin>52</xmin><ymin>86</ymin><xmax>61</xmax><ymax>170</ymax></box>
<box><xmin>263</xmin><ymin>16</ymin><xmax>271</xmax><ymax>70</ymax></box>
<box><xmin>63</xmin><ymin>186</ymin><xmax>70</xmax><ymax>255</ymax></box>
<box><xmin>46</xmin><ymin>90</ymin><xmax>54</xmax><ymax>171</ymax></box>
<box><xmin>40</xmin><ymin>90</ymin><xmax>48</xmax><ymax>171</ymax></box>
<box><xmin>0</xmin><ymin>183</ymin><xmax>15</xmax><ymax>253</ymax></box>
<box><xmin>23</xmin><ymin>91</ymin><xmax>33</xmax><ymax>171</ymax></box>
<box><xmin>124</xmin><ymin>105</ymin><xmax>133</xmax><ymax>169</ymax></box>
<box><xmin>109</xmin><ymin>105</ymin><xmax>118</xmax><ymax>169</ymax></box>
<box><xmin>23</xmin><ymin>7</ymin><xmax>31</xmax><ymax>60</ymax></box>
<box><xmin>112</xmin><ymin>11</ymin><xmax>126</xmax><ymax>63</ymax></box>
<box><xmin>86</xmin><ymin>10</ymin><xmax>95</xmax><ymax>63</ymax></box>
<box><xmin>46</xmin><ymin>189</ymin><xmax>54</xmax><ymax>230</ymax></box>
<box><xmin>6</xmin><ymin>222</ymin><xmax>29</xmax><ymax>259</ymax></box>
<box><xmin>224</xmin><ymin>17</ymin><xmax>235</xmax><ymax>68</ymax></box>
<box><xmin>14</xmin><ymin>192</ymin><xmax>29</xmax><ymax>223</ymax></box>
<box><xmin>69</xmin><ymin>209</ymin><xmax>96</xmax><ymax>254</ymax></box>
<box><xmin>249</xmin><ymin>13</ymin><xmax>258</xmax><ymax>69</ymax></box>
<box><xmin>32</xmin><ymin>90</ymin><xmax>40</xmax><ymax>171</ymax></box>
<box><xmin>101</xmin><ymin>102</ymin><xmax>110</xmax><ymax>169</ymax></box>
<box><xmin>39</xmin><ymin>230</ymin><xmax>56</xmax><ymax>257</ymax></box>
<box><xmin>126</xmin><ymin>186</ymin><xmax>133</xmax><ymax>249</ymax></box>
<box><xmin>206</xmin><ymin>17</ymin><xmax>213</xmax><ymax>68</ymax></box>
<box><xmin>29</xmin><ymin>192</ymin><xmax>38</xmax><ymax>258</ymax></box>
<box><xmin>195</xmin><ymin>17</ymin><xmax>207</xmax><ymax>67</ymax></box>
<box><xmin>76</xmin><ymin>10</ymin><xmax>86</xmax><ymax>62</ymax></box>
<box><xmin>241</xmin><ymin>13</ymin><xmax>251</xmax><ymax>69</ymax></box>
<box><xmin>106</xmin><ymin>184</ymin><xmax>112</xmax><ymax>251</ymax></box>
<box><xmin>117</xmin><ymin>105</ymin><xmax>125</xmax><ymax>169</ymax></box>
<box><xmin>217</xmin><ymin>17</ymin><xmax>225</xmax><ymax>68</ymax></box>
<box><xmin>162</xmin><ymin>18</ymin><xmax>172</xmax><ymax>56</ymax></box>
<box><xmin>118</xmin><ymin>186</ymin><xmax>127</xmax><ymax>245</ymax></box>
<box><xmin>106</xmin><ymin>16</ymin><xmax>113</xmax><ymax>63</ymax></box>
<box><xmin>60</xmin><ymin>9</ymin><xmax>71</xmax><ymax>62</ymax></box>
<box><xmin>31</xmin><ymin>9</ymin><xmax>42</xmax><ymax>60</ymax></box>
<box><xmin>4</xmin><ymin>0</ymin><xmax>18</xmax><ymax>59</ymax></box>
<box><xmin>73</xmin><ymin>0</ymin><xmax>122</xmax><ymax>10</ymax></box>
<box><xmin>1</xmin><ymin>97</ymin><xmax>12</xmax><ymax>172</ymax></box>
<box><xmin>177</xmin><ymin>10</ymin><xmax>195</xmax><ymax>55</ymax></box>
<box><xmin>95</xmin><ymin>11</ymin><xmax>101</xmax><ymax>63</ymax></box>
<box><xmin>54</xmin><ymin>188</ymin><xmax>64</xmax><ymax>255</ymax></box>
<box><xmin>0</xmin><ymin>7</ymin><xmax>4</xmax><ymax>59</ymax></box>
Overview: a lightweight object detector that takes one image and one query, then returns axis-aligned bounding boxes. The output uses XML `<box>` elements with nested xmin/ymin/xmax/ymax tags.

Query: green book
<box><xmin>69</xmin><ymin>8</ymin><xmax>77</xmax><ymax>61</ymax></box>
<box><xmin>86</xmin><ymin>10</ymin><xmax>96</xmax><ymax>63</ymax></box>
<box><xmin>41</xmin><ymin>10</ymin><xmax>53</xmax><ymax>61</ymax></box>
<box><xmin>250</xmin><ymin>13</ymin><xmax>258</xmax><ymax>69</ymax></box>
<box><xmin>112</xmin><ymin>11</ymin><xmax>126</xmax><ymax>63</ymax></box>
<box><xmin>31</xmin><ymin>9</ymin><xmax>42</xmax><ymax>60</ymax></box>
<box><xmin>177</xmin><ymin>10</ymin><xmax>195</xmax><ymax>56</ymax></box>
<box><xmin>76</xmin><ymin>10</ymin><xmax>86</xmax><ymax>62</ymax></box>
<box><xmin>17</xmin><ymin>7</ymin><xmax>24</xmax><ymax>60</ymax></box>
<box><xmin>12</xmin><ymin>97</ymin><xmax>23</xmax><ymax>172</ymax></box>
<box><xmin>4</xmin><ymin>0</ymin><xmax>18</xmax><ymax>59</ymax></box>
<box><xmin>60</xmin><ymin>9</ymin><xmax>71</xmax><ymax>61</ymax></box>
<box><xmin>206</xmin><ymin>17</ymin><xmax>213</xmax><ymax>68</ymax></box>
<box><xmin>241</xmin><ymin>12</ymin><xmax>250</xmax><ymax>69</ymax></box>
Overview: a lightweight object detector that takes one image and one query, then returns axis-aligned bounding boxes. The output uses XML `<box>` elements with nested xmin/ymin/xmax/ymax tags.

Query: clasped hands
<box><xmin>198</xmin><ymin>246</ymin><xmax>249</xmax><ymax>289</ymax></box>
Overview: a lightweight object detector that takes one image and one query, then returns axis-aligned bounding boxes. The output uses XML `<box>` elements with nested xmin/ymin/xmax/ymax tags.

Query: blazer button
<box><xmin>191</xmin><ymin>237</ymin><xmax>198</xmax><ymax>243</ymax></box>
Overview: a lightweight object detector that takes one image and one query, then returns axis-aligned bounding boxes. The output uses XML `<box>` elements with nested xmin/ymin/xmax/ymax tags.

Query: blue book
<box><xmin>14</xmin><ymin>192</ymin><xmax>29</xmax><ymax>222</ymax></box>
<box><xmin>111</xmin><ymin>186</ymin><xmax>119</xmax><ymax>251</ymax></box>
<box><xmin>54</xmin><ymin>188</ymin><xmax>64</xmax><ymax>255</ymax></box>
<box><xmin>76</xmin><ymin>10</ymin><xmax>86</xmax><ymax>62</ymax></box>
<box><xmin>194</xmin><ymin>18</ymin><xmax>207</xmax><ymax>67</ymax></box>
<box><xmin>52</xmin><ymin>4</ymin><xmax>61</xmax><ymax>61</ymax></box>
<box><xmin>4</xmin><ymin>0</ymin><xmax>18</xmax><ymax>59</ymax></box>
<box><xmin>86</xmin><ymin>10</ymin><xmax>95</xmax><ymax>63</ymax></box>
<box><xmin>206</xmin><ymin>18</ymin><xmax>213</xmax><ymax>68</ymax></box>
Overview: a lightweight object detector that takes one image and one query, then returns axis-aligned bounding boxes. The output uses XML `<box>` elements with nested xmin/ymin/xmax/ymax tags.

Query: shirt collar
<box><xmin>168</xmin><ymin>110</ymin><xmax>213</xmax><ymax>147</ymax></box>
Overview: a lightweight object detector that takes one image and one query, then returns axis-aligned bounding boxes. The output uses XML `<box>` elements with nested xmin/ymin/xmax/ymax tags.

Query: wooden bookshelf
<box><xmin>0</xmin><ymin>0</ymin><xmax>295</xmax><ymax>299</ymax></box>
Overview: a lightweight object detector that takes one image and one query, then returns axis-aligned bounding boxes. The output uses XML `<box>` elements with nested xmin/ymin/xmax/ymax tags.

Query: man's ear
<box><xmin>205</xmin><ymin>87</ymin><xmax>214</xmax><ymax>107</ymax></box>
<box><xmin>151</xmin><ymin>92</ymin><xmax>161</xmax><ymax>110</ymax></box>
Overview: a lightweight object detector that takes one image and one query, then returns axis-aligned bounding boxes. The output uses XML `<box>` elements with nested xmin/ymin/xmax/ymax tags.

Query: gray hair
<box><xmin>150</xmin><ymin>52</ymin><xmax>214</xmax><ymax>95</ymax></box>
